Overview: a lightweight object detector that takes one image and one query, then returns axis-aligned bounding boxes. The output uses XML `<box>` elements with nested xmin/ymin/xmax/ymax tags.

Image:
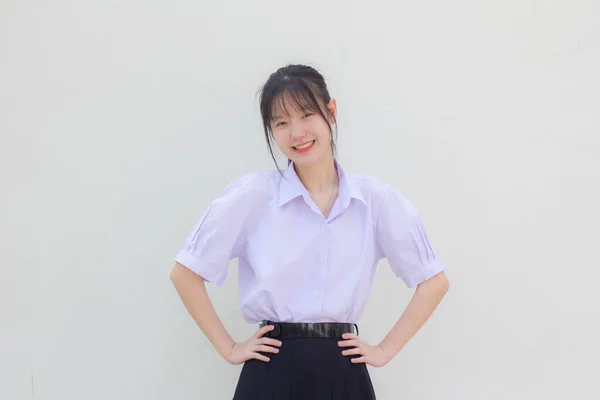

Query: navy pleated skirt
<box><xmin>232</xmin><ymin>337</ymin><xmax>376</xmax><ymax>399</ymax></box>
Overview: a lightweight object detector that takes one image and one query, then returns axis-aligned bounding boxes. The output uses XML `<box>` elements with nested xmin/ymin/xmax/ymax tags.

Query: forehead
<box><xmin>270</xmin><ymin>90</ymin><xmax>321</xmax><ymax>120</ymax></box>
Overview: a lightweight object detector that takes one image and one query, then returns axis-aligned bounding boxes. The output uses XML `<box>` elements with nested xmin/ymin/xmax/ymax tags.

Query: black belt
<box><xmin>259</xmin><ymin>321</ymin><xmax>359</xmax><ymax>338</ymax></box>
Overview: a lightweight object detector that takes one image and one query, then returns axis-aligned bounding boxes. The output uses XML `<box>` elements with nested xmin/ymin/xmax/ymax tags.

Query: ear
<box><xmin>327</xmin><ymin>98</ymin><xmax>338</xmax><ymax>122</ymax></box>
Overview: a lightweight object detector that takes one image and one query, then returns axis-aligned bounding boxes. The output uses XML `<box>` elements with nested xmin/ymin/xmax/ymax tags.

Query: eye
<box><xmin>275</xmin><ymin>121</ymin><xmax>287</xmax><ymax>127</ymax></box>
<box><xmin>302</xmin><ymin>113</ymin><xmax>314</xmax><ymax>119</ymax></box>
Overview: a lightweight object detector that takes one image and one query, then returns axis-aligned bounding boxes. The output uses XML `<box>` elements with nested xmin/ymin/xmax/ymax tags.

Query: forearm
<box><xmin>170</xmin><ymin>263</ymin><xmax>235</xmax><ymax>358</ymax></box>
<box><xmin>378</xmin><ymin>271</ymin><xmax>449</xmax><ymax>361</ymax></box>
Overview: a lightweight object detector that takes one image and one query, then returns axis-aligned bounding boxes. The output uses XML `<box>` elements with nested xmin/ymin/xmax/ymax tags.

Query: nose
<box><xmin>290</xmin><ymin>122</ymin><xmax>306</xmax><ymax>141</ymax></box>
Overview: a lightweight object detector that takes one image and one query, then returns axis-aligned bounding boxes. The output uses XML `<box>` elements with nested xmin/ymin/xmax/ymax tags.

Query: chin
<box><xmin>289</xmin><ymin>152</ymin><xmax>327</xmax><ymax>167</ymax></box>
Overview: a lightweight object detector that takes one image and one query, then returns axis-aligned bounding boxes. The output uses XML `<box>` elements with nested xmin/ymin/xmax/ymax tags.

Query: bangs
<box><xmin>260</xmin><ymin>76</ymin><xmax>326</xmax><ymax>128</ymax></box>
<box><xmin>271</xmin><ymin>87</ymin><xmax>322</xmax><ymax>119</ymax></box>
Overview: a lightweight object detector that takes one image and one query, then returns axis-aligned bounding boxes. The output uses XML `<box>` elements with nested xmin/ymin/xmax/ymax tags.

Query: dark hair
<box><xmin>258</xmin><ymin>64</ymin><xmax>337</xmax><ymax>170</ymax></box>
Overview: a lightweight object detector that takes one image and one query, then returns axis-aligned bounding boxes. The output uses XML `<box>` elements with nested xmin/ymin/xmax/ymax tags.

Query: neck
<box><xmin>294</xmin><ymin>157</ymin><xmax>338</xmax><ymax>193</ymax></box>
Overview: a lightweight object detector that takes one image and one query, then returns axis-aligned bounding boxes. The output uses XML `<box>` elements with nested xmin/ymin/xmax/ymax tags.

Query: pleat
<box><xmin>233</xmin><ymin>338</ymin><xmax>376</xmax><ymax>399</ymax></box>
<box><xmin>330</xmin><ymin>376</ymin><xmax>345</xmax><ymax>400</ymax></box>
<box><xmin>343</xmin><ymin>372</ymin><xmax>361</xmax><ymax>400</ymax></box>
<box><xmin>233</xmin><ymin>359</ymin><xmax>269</xmax><ymax>400</ymax></box>
<box><xmin>270</xmin><ymin>371</ymin><xmax>292</xmax><ymax>400</ymax></box>
<box><xmin>359</xmin><ymin>367</ymin><xmax>377</xmax><ymax>399</ymax></box>
<box><xmin>291</xmin><ymin>371</ymin><xmax>314</xmax><ymax>400</ymax></box>
<box><xmin>313</xmin><ymin>375</ymin><xmax>333</xmax><ymax>400</ymax></box>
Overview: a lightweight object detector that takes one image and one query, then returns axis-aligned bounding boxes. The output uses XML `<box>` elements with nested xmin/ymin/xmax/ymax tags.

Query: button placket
<box><xmin>315</xmin><ymin>220</ymin><xmax>329</xmax><ymax>303</ymax></box>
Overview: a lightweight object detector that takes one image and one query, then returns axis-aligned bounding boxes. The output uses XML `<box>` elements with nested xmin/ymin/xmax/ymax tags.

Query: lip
<box><xmin>292</xmin><ymin>140</ymin><xmax>315</xmax><ymax>154</ymax></box>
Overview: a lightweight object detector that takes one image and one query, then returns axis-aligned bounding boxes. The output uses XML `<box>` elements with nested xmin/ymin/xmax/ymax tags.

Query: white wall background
<box><xmin>2</xmin><ymin>1</ymin><xmax>599</xmax><ymax>399</ymax></box>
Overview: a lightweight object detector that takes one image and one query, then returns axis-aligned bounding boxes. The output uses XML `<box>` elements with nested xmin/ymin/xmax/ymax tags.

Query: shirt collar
<box><xmin>277</xmin><ymin>159</ymin><xmax>366</xmax><ymax>208</ymax></box>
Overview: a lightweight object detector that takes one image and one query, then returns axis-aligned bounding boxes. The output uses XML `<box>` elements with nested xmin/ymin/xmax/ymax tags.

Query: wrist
<box><xmin>217</xmin><ymin>339</ymin><xmax>236</xmax><ymax>359</ymax></box>
<box><xmin>377</xmin><ymin>342</ymin><xmax>396</xmax><ymax>363</ymax></box>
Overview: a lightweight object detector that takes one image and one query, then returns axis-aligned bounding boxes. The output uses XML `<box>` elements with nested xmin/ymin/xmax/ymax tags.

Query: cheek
<box><xmin>272</xmin><ymin>131</ymin><xmax>291</xmax><ymax>153</ymax></box>
<box><xmin>312</xmin><ymin>121</ymin><xmax>332</xmax><ymax>143</ymax></box>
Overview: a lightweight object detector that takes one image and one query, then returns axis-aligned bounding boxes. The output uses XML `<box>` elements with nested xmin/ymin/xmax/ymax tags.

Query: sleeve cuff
<box><xmin>402</xmin><ymin>259</ymin><xmax>447</xmax><ymax>288</ymax></box>
<box><xmin>174</xmin><ymin>250</ymin><xmax>227</xmax><ymax>286</ymax></box>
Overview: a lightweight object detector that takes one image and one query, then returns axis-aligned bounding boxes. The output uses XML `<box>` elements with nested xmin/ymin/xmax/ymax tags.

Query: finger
<box><xmin>258</xmin><ymin>337</ymin><xmax>282</xmax><ymax>347</ymax></box>
<box><xmin>341</xmin><ymin>347</ymin><xmax>362</xmax><ymax>356</ymax></box>
<box><xmin>255</xmin><ymin>325</ymin><xmax>275</xmax><ymax>338</ymax></box>
<box><xmin>338</xmin><ymin>339</ymin><xmax>359</xmax><ymax>347</ymax></box>
<box><xmin>342</xmin><ymin>333</ymin><xmax>358</xmax><ymax>340</ymax></box>
<box><xmin>351</xmin><ymin>356</ymin><xmax>367</xmax><ymax>364</ymax></box>
<box><xmin>251</xmin><ymin>352</ymin><xmax>271</xmax><ymax>362</ymax></box>
<box><xmin>256</xmin><ymin>345</ymin><xmax>280</xmax><ymax>354</ymax></box>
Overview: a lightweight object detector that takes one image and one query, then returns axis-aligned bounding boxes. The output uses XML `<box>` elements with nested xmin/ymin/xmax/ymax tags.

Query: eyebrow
<box><xmin>272</xmin><ymin>106</ymin><xmax>314</xmax><ymax>121</ymax></box>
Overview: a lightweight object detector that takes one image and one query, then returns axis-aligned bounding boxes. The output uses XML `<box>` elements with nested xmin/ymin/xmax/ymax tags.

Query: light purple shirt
<box><xmin>175</xmin><ymin>160</ymin><xmax>446</xmax><ymax>324</ymax></box>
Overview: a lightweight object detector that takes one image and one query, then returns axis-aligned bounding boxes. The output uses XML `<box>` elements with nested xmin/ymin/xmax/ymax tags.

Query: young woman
<box><xmin>170</xmin><ymin>64</ymin><xmax>450</xmax><ymax>399</ymax></box>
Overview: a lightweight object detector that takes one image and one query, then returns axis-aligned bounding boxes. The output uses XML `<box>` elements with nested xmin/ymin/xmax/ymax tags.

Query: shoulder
<box><xmin>350</xmin><ymin>173</ymin><xmax>389</xmax><ymax>196</ymax></box>
<box><xmin>346</xmin><ymin>172</ymin><xmax>418</xmax><ymax>219</ymax></box>
<box><xmin>214</xmin><ymin>169</ymin><xmax>279</xmax><ymax>205</ymax></box>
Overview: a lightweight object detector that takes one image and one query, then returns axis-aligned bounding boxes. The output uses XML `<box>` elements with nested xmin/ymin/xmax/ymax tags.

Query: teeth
<box><xmin>295</xmin><ymin>141</ymin><xmax>314</xmax><ymax>150</ymax></box>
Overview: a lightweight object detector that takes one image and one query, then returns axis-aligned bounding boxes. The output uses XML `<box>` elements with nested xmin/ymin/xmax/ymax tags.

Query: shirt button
<box><xmin>316</xmin><ymin>291</ymin><xmax>321</xmax><ymax>297</ymax></box>
<box><xmin>319</xmin><ymin>257</ymin><xmax>324</xmax><ymax>262</ymax></box>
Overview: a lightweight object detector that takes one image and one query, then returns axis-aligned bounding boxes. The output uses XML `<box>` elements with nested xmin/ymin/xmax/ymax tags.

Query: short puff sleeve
<box><xmin>376</xmin><ymin>185</ymin><xmax>446</xmax><ymax>288</ymax></box>
<box><xmin>174</xmin><ymin>173</ymin><xmax>266</xmax><ymax>286</ymax></box>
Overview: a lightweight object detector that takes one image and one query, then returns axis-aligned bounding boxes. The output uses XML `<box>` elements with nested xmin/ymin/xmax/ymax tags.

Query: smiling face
<box><xmin>268</xmin><ymin>91</ymin><xmax>337</xmax><ymax>168</ymax></box>
<box><xmin>259</xmin><ymin>65</ymin><xmax>338</xmax><ymax>170</ymax></box>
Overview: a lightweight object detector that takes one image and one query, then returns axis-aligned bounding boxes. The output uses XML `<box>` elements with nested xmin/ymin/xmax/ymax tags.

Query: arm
<box><xmin>170</xmin><ymin>262</ymin><xmax>281</xmax><ymax>364</ymax></box>
<box><xmin>169</xmin><ymin>262</ymin><xmax>236</xmax><ymax>358</ymax></box>
<box><xmin>339</xmin><ymin>271</ymin><xmax>449</xmax><ymax>366</ymax></box>
<box><xmin>378</xmin><ymin>271</ymin><xmax>449</xmax><ymax>361</ymax></box>
<box><xmin>339</xmin><ymin>184</ymin><xmax>451</xmax><ymax>365</ymax></box>
<box><xmin>170</xmin><ymin>174</ymin><xmax>280</xmax><ymax>364</ymax></box>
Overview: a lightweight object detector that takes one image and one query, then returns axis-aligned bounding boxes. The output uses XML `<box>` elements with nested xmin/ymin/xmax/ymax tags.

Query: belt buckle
<box><xmin>271</xmin><ymin>322</ymin><xmax>281</xmax><ymax>337</ymax></box>
<box><xmin>262</xmin><ymin>321</ymin><xmax>281</xmax><ymax>338</ymax></box>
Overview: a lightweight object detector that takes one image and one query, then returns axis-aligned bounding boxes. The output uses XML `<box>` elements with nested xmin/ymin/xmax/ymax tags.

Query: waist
<box><xmin>259</xmin><ymin>320</ymin><xmax>359</xmax><ymax>338</ymax></box>
<box><xmin>238</xmin><ymin>283</ymin><xmax>370</xmax><ymax>324</ymax></box>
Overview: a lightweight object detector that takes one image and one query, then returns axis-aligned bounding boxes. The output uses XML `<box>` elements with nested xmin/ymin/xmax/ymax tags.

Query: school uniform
<box><xmin>174</xmin><ymin>159</ymin><xmax>447</xmax><ymax>399</ymax></box>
